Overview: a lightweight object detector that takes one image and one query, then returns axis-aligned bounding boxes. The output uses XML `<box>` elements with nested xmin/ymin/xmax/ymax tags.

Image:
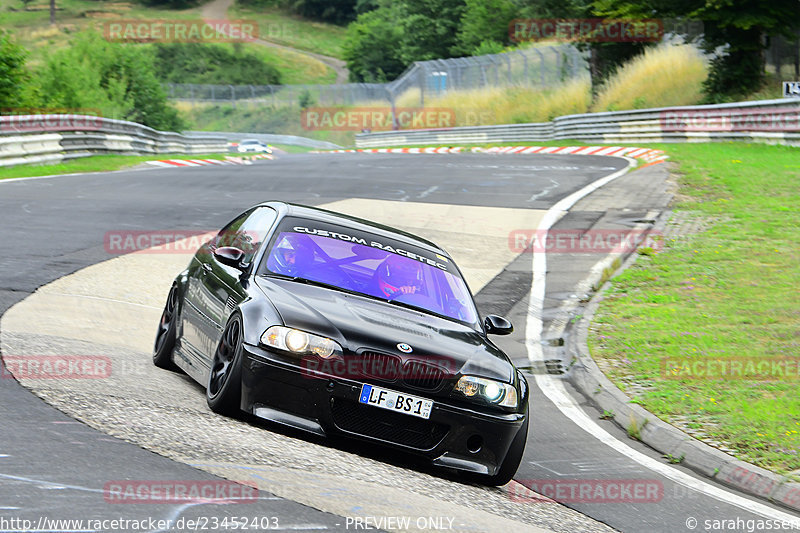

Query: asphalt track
<box><xmin>1</xmin><ymin>153</ymin><xmax>798</xmax><ymax>532</ymax></box>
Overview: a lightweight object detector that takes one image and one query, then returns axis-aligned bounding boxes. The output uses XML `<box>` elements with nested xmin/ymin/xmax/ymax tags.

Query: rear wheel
<box><xmin>482</xmin><ymin>417</ymin><xmax>529</xmax><ymax>486</ymax></box>
<box><xmin>206</xmin><ymin>315</ymin><xmax>244</xmax><ymax>416</ymax></box>
<box><xmin>153</xmin><ymin>286</ymin><xmax>178</xmax><ymax>369</ymax></box>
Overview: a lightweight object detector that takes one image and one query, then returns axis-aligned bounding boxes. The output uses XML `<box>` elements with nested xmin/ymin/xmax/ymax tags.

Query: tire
<box><xmin>482</xmin><ymin>417</ymin><xmax>529</xmax><ymax>486</ymax></box>
<box><xmin>153</xmin><ymin>286</ymin><xmax>179</xmax><ymax>370</ymax></box>
<box><xmin>206</xmin><ymin>314</ymin><xmax>244</xmax><ymax>416</ymax></box>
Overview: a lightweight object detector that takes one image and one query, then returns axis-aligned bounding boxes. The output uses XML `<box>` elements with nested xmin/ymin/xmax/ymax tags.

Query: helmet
<box><xmin>269</xmin><ymin>234</ymin><xmax>314</xmax><ymax>276</ymax></box>
<box><xmin>377</xmin><ymin>254</ymin><xmax>422</xmax><ymax>297</ymax></box>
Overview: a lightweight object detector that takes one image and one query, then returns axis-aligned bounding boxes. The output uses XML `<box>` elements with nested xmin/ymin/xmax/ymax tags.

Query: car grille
<box><xmin>353</xmin><ymin>351</ymin><xmax>449</xmax><ymax>392</ymax></box>
<box><xmin>354</xmin><ymin>351</ymin><xmax>402</xmax><ymax>381</ymax></box>
<box><xmin>401</xmin><ymin>360</ymin><xmax>447</xmax><ymax>392</ymax></box>
<box><xmin>331</xmin><ymin>398</ymin><xmax>448</xmax><ymax>450</ymax></box>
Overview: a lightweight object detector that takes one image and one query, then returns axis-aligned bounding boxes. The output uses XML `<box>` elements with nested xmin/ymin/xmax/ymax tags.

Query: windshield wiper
<box><xmin>261</xmin><ymin>273</ymin><xmax>362</xmax><ymax>296</ymax></box>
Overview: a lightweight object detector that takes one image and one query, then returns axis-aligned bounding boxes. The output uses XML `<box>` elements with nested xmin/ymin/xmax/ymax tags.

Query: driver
<box><xmin>269</xmin><ymin>233</ymin><xmax>315</xmax><ymax>277</ymax></box>
<box><xmin>376</xmin><ymin>254</ymin><xmax>423</xmax><ymax>298</ymax></box>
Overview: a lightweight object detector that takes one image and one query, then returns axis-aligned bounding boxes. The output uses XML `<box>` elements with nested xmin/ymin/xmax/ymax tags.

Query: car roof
<box><xmin>258</xmin><ymin>201</ymin><xmax>450</xmax><ymax>257</ymax></box>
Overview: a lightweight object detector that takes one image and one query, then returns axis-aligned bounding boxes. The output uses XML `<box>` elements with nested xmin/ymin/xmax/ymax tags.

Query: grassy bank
<box><xmin>2</xmin><ymin>1</ymin><xmax>336</xmax><ymax>84</ymax></box>
<box><xmin>177</xmin><ymin>102</ymin><xmax>354</xmax><ymax>146</ymax></box>
<box><xmin>0</xmin><ymin>152</ymin><xmax>230</xmax><ymax>180</ymax></box>
<box><xmin>231</xmin><ymin>3</ymin><xmax>347</xmax><ymax>59</ymax></box>
<box><xmin>589</xmin><ymin>142</ymin><xmax>800</xmax><ymax>475</ymax></box>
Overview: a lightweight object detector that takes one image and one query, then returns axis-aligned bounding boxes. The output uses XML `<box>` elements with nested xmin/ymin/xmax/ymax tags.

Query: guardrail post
<box><xmin>419</xmin><ymin>64</ymin><xmax>425</xmax><ymax>107</ymax></box>
<box><xmin>533</xmin><ymin>49</ymin><xmax>545</xmax><ymax>87</ymax></box>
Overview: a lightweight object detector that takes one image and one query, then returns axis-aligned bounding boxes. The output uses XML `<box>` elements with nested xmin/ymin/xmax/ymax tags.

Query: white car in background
<box><xmin>237</xmin><ymin>139</ymin><xmax>273</xmax><ymax>154</ymax></box>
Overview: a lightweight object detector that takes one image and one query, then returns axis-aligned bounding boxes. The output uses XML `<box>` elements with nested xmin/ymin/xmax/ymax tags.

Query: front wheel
<box><xmin>153</xmin><ymin>286</ymin><xmax>179</xmax><ymax>369</ymax></box>
<box><xmin>206</xmin><ymin>314</ymin><xmax>244</xmax><ymax>416</ymax></box>
<box><xmin>482</xmin><ymin>417</ymin><xmax>529</xmax><ymax>486</ymax></box>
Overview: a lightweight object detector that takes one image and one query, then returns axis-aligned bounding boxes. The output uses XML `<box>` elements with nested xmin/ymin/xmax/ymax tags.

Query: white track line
<box><xmin>525</xmin><ymin>160</ymin><xmax>800</xmax><ymax>522</ymax></box>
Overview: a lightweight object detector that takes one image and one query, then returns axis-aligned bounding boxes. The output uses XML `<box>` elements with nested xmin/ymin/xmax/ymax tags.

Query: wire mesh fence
<box><xmin>165</xmin><ymin>44</ymin><xmax>588</xmax><ymax>107</ymax></box>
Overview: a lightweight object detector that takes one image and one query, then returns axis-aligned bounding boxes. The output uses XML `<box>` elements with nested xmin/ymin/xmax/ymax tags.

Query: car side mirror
<box><xmin>484</xmin><ymin>314</ymin><xmax>513</xmax><ymax>335</ymax></box>
<box><xmin>214</xmin><ymin>246</ymin><xmax>246</xmax><ymax>269</ymax></box>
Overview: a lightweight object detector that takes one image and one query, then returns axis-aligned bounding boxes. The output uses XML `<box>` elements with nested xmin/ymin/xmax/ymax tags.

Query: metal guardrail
<box><xmin>355</xmin><ymin>99</ymin><xmax>800</xmax><ymax>148</ymax></box>
<box><xmin>0</xmin><ymin>115</ymin><xmax>227</xmax><ymax>168</ymax></box>
<box><xmin>185</xmin><ymin>131</ymin><xmax>342</xmax><ymax>149</ymax></box>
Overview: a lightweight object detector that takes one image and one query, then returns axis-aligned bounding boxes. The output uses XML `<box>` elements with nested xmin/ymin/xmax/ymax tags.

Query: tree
<box><xmin>342</xmin><ymin>7</ymin><xmax>405</xmax><ymax>81</ymax></box>
<box><xmin>342</xmin><ymin>0</ymin><xmax>468</xmax><ymax>81</ymax></box>
<box><xmin>284</xmin><ymin>0</ymin><xmax>359</xmax><ymax>25</ymax></box>
<box><xmin>38</xmin><ymin>31</ymin><xmax>183</xmax><ymax>131</ymax></box>
<box><xmin>0</xmin><ymin>32</ymin><xmax>35</xmax><ymax>108</ymax></box>
<box><xmin>397</xmin><ymin>0</ymin><xmax>466</xmax><ymax>63</ymax></box>
<box><xmin>593</xmin><ymin>0</ymin><xmax>800</xmax><ymax>99</ymax></box>
<box><xmin>452</xmin><ymin>0</ymin><xmax>517</xmax><ymax>56</ymax></box>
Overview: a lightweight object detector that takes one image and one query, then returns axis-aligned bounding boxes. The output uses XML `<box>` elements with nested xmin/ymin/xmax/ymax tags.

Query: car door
<box><xmin>179</xmin><ymin>210</ymin><xmax>254</xmax><ymax>373</ymax></box>
<box><xmin>195</xmin><ymin>207</ymin><xmax>278</xmax><ymax>375</ymax></box>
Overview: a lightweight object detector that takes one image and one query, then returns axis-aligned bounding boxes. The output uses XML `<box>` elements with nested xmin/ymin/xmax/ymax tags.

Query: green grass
<box><xmin>0</xmin><ymin>152</ymin><xmax>230</xmax><ymax>180</ymax></box>
<box><xmin>243</xmin><ymin>42</ymin><xmax>335</xmax><ymax>85</ymax></box>
<box><xmin>588</xmin><ymin>142</ymin><xmax>800</xmax><ymax>475</ymax></box>
<box><xmin>2</xmin><ymin>1</ymin><xmax>202</xmax><ymax>67</ymax></box>
<box><xmin>177</xmin><ymin>102</ymin><xmax>353</xmax><ymax>146</ymax></box>
<box><xmin>230</xmin><ymin>3</ymin><xmax>347</xmax><ymax>59</ymax></box>
<box><xmin>269</xmin><ymin>143</ymin><xmax>314</xmax><ymax>153</ymax></box>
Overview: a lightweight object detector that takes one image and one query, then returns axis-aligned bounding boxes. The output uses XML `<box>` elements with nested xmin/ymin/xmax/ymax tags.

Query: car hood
<box><xmin>255</xmin><ymin>276</ymin><xmax>514</xmax><ymax>382</ymax></box>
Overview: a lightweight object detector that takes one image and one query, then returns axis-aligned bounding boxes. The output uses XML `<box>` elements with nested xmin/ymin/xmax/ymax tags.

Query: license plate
<box><xmin>358</xmin><ymin>384</ymin><xmax>433</xmax><ymax>420</ymax></box>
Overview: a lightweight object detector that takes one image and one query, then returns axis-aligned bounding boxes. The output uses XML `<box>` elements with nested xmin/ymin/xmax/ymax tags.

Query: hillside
<box><xmin>0</xmin><ymin>0</ymin><xmax>346</xmax><ymax>84</ymax></box>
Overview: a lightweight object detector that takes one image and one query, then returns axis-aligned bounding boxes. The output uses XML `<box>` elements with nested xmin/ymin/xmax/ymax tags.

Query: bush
<box><xmin>592</xmin><ymin>45</ymin><xmax>707</xmax><ymax>112</ymax></box>
<box><xmin>152</xmin><ymin>43</ymin><xmax>282</xmax><ymax>86</ymax></box>
<box><xmin>0</xmin><ymin>31</ymin><xmax>38</xmax><ymax>109</ymax></box>
<box><xmin>342</xmin><ymin>7</ymin><xmax>405</xmax><ymax>82</ymax></box>
<box><xmin>38</xmin><ymin>31</ymin><xmax>183</xmax><ymax>131</ymax></box>
<box><xmin>343</xmin><ymin>0</ymin><xmax>467</xmax><ymax>81</ymax></box>
<box><xmin>452</xmin><ymin>0</ymin><xmax>517</xmax><ymax>56</ymax></box>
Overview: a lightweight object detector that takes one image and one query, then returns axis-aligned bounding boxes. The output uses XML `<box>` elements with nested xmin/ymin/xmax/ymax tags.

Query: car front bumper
<box><xmin>240</xmin><ymin>343</ymin><xmax>527</xmax><ymax>475</ymax></box>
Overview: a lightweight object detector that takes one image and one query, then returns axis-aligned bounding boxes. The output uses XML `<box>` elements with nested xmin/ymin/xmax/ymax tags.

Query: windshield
<box><xmin>259</xmin><ymin>218</ymin><xmax>478</xmax><ymax>325</ymax></box>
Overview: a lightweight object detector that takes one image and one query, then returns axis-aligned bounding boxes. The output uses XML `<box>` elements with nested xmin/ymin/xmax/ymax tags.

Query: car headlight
<box><xmin>260</xmin><ymin>326</ymin><xmax>341</xmax><ymax>359</ymax></box>
<box><xmin>454</xmin><ymin>375</ymin><xmax>518</xmax><ymax>408</ymax></box>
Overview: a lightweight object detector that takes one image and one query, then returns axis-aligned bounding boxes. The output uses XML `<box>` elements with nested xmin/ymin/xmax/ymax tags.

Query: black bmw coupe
<box><xmin>153</xmin><ymin>201</ymin><xmax>529</xmax><ymax>485</ymax></box>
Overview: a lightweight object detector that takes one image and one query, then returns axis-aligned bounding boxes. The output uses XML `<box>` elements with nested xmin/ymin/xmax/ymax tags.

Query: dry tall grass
<box><xmin>592</xmin><ymin>44</ymin><xmax>707</xmax><ymax>112</ymax></box>
<box><xmin>393</xmin><ymin>78</ymin><xmax>591</xmax><ymax>126</ymax></box>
